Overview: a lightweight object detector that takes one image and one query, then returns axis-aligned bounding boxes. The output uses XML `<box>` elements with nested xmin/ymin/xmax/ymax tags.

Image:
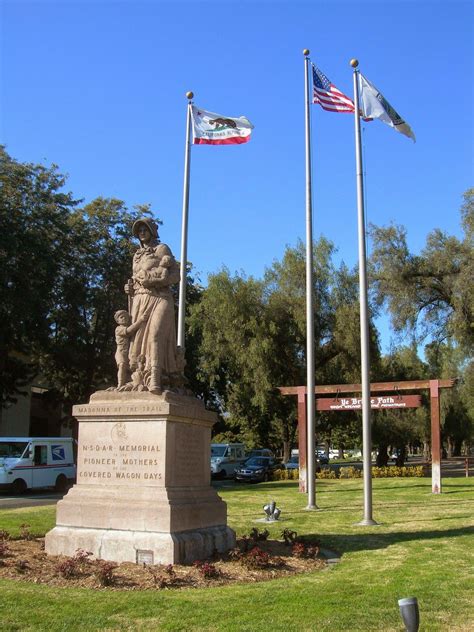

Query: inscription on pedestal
<box><xmin>77</xmin><ymin>421</ymin><xmax>166</xmax><ymax>486</ymax></box>
<box><xmin>170</xmin><ymin>423</ymin><xmax>209</xmax><ymax>486</ymax></box>
<box><xmin>136</xmin><ymin>550</ymin><xmax>154</xmax><ymax>565</ymax></box>
<box><xmin>75</xmin><ymin>403</ymin><xmax>169</xmax><ymax>416</ymax></box>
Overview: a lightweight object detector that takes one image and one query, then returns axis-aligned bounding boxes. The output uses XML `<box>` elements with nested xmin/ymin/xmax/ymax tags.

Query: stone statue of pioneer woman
<box><xmin>121</xmin><ymin>217</ymin><xmax>182</xmax><ymax>394</ymax></box>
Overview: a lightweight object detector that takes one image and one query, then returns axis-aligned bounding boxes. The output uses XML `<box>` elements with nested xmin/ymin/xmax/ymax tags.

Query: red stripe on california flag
<box><xmin>193</xmin><ymin>136</ymin><xmax>251</xmax><ymax>145</ymax></box>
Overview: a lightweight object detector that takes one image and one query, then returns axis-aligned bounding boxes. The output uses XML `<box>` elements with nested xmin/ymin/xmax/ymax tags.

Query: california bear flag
<box><xmin>191</xmin><ymin>106</ymin><xmax>254</xmax><ymax>145</ymax></box>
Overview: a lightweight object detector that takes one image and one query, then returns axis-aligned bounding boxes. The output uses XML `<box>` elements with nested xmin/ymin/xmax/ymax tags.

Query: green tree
<box><xmin>374</xmin><ymin>346</ymin><xmax>430</xmax><ymax>465</ymax></box>
<box><xmin>0</xmin><ymin>146</ymin><xmax>79</xmax><ymax>405</ymax></box>
<box><xmin>38</xmin><ymin>198</ymin><xmax>153</xmax><ymax>409</ymax></box>
<box><xmin>189</xmin><ymin>239</ymin><xmax>381</xmax><ymax>459</ymax></box>
<box><xmin>0</xmin><ymin>147</ymin><xmax>204</xmax><ymax>428</ymax></box>
<box><xmin>370</xmin><ymin>189</ymin><xmax>474</xmax><ymax>353</ymax></box>
<box><xmin>188</xmin><ymin>269</ymin><xmax>296</xmax><ymax>454</ymax></box>
<box><xmin>425</xmin><ymin>342</ymin><xmax>473</xmax><ymax>456</ymax></box>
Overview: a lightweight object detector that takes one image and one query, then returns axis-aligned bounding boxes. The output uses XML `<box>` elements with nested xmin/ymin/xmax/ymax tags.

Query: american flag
<box><xmin>312</xmin><ymin>64</ymin><xmax>354</xmax><ymax>113</ymax></box>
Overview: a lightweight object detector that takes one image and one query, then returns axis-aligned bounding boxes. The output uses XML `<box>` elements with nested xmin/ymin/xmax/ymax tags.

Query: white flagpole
<box><xmin>350</xmin><ymin>59</ymin><xmax>377</xmax><ymax>526</ymax></box>
<box><xmin>303</xmin><ymin>49</ymin><xmax>317</xmax><ymax>510</ymax></box>
<box><xmin>177</xmin><ymin>91</ymin><xmax>194</xmax><ymax>351</ymax></box>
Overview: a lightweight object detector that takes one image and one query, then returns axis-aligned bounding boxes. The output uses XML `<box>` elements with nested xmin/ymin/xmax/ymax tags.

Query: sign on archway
<box><xmin>316</xmin><ymin>394</ymin><xmax>421</xmax><ymax>411</ymax></box>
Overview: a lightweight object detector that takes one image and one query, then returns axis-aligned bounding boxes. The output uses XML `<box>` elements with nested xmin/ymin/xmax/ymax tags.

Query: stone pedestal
<box><xmin>45</xmin><ymin>392</ymin><xmax>235</xmax><ymax>565</ymax></box>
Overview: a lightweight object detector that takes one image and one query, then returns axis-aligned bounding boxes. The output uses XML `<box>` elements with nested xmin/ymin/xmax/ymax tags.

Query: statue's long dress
<box><xmin>128</xmin><ymin>243</ymin><xmax>180</xmax><ymax>382</ymax></box>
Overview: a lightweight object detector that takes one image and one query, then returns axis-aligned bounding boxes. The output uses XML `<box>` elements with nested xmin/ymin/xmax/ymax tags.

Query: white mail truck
<box><xmin>0</xmin><ymin>437</ymin><xmax>76</xmax><ymax>494</ymax></box>
<box><xmin>210</xmin><ymin>443</ymin><xmax>246</xmax><ymax>479</ymax></box>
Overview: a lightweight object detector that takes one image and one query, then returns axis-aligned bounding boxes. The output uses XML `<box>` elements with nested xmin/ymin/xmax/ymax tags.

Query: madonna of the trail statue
<box><xmin>45</xmin><ymin>215</ymin><xmax>235</xmax><ymax>565</ymax></box>
<box><xmin>116</xmin><ymin>218</ymin><xmax>184</xmax><ymax>394</ymax></box>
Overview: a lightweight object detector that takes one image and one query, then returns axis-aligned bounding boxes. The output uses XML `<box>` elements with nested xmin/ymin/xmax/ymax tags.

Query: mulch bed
<box><xmin>0</xmin><ymin>536</ymin><xmax>327</xmax><ymax>591</ymax></box>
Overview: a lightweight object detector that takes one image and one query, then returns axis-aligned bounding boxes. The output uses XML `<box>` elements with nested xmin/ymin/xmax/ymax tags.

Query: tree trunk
<box><xmin>447</xmin><ymin>436</ymin><xmax>454</xmax><ymax>458</ymax></box>
<box><xmin>376</xmin><ymin>445</ymin><xmax>389</xmax><ymax>467</ymax></box>
<box><xmin>282</xmin><ymin>440</ymin><xmax>291</xmax><ymax>464</ymax></box>
<box><xmin>324</xmin><ymin>439</ymin><xmax>330</xmax><ymax>460</ymax></box>
<box><xmin>395</xmin><ymin>445</ymin><xmax>407</xmax><ymax>467</ymax></box>
<box><xmin>423</xmin><ymin>441</ymin><xmax>431</xmax><ymax>462</ymax></box>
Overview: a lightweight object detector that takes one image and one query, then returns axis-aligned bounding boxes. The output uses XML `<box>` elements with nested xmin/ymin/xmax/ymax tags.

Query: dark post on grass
<box><xmin>398</xmin><ymin>597</ymin><xmax>420</xmax><ymax>632</ymax></box>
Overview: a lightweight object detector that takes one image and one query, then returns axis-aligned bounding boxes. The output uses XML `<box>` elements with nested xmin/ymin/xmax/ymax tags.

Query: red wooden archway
<box><xmin>279</xmin><ymin>379</ymin><xmax>455</xmax><ymax>494</ymax></box>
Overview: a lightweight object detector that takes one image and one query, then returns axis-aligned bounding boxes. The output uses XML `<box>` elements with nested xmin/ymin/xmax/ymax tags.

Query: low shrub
<box><xmin>239</xmin><ymin>546</ymin><xmax>271</xmax><ymax>570</ymax></box>
<box><xmin>273</xmin><ymin>467</ymin><xmax>339</xmax><ymax>480</ymax></box>
<box><xmin>281</xmin><ymin>529</ymin><xmax>298</xmax><ymax>545</ymax></box>
<box><xmin>271</xmin><ymin>468</ymin><xmax>299</xmax><ymax>481</ymax></box>
<box><xmin>339</xmin><ymin>466</ymin><xmax>362</xmax><ymax>479</ymax></box>
<box><xmin>292</xmin><ymin>542</ymin><xmax>306</xmax><ymax>558</ymax></box>
<box><xmin>193</xmin><ymin>560</ymin><xmax>220</xmax><ymax>579</ymax></box>
<box><xmin>94</xmin><ymin>560</ymin><xmax>118</xmax><ymax>586</ymax></box>
<box><xmin>56</xmin><ymin>548</ymin><xmax>93</xmax><ymax>579</ymax></box>
<box><xmin>292</xmin><ymin>536</ymin><xmax>321</xmax><ymax>559</ymax></box>
<box><xmin>0</xmin><ymin>540</ymin><xmax>10</xmax><ymax>563</ymax></box>
<box><xmin>239</xmin><ymin>535</ymin><xmax>251</xmax><ymax>552</ymax></box>
<box><xmin>271</xmin><ymin>464</ymin><xmax>425</xmax><ymax>480</ymax></box>
<box><xmin>19</xmin><ymin>524</ymin><xmax>32</xmax><ymax>541</ymax></box>
<box><xmin>146</xmin><ymin>563</ymin><xmax>177</xmax><ymax>588</ymax></box>
<box><xmin>0</xmin><ymin>529</ymin><xmax>10</xmax><ymax>541</ymax></box>
<box><xmin>146</xmin><ymin>565</ymin><xmax>166</xmax><ymax>589</ymax></box>
<box><xmin>15</xmin><ymin>559</ymin><xmax>29</xmax><ymax>573</ymax></box>
<box><xmin>316</xmin><ymin>469</ymin><xmax>337</xmax><ymax>479</ymax></box>
<box><xmin>249</xmin><ymin>527</ymin><xmax>269</xmax><ymax>542</ymax></box>
<box><xmin>56</xmin><ymin>558</ymin><xmax>78</xmax><ymax>579</ymax></box>
<box><xmin>372</xmin><ymin>465</ymin><xmax>425</xmax><ymax>478</ymax></box>
<box><xmin>306</xmin><ymin>544</ymin><xmax>320</xmax><ymax>558</ymax></box>
<box><xmin>229</xmin><ymin>547</ymin><xmax>243</xmax><ymax>561</ymax></box>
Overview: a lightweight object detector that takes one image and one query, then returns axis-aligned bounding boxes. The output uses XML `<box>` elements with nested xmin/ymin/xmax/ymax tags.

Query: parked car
<box><xmin>245</xmin><ymin>448</ymin><xmax>274</xmax><ymax>459</ymax></box>
<box><xmin>284</xmin><ymin>454</ymin><xmax>325</xmax><ymax>472</ymax></box>
<box><xmin>284</xmin><ymin>455</ymin><xmax>299</xmax><ymax>470</ymax></box>
<box><xmin>316</xmin><ymin>452</ymin><xmax>329</xmax><ymax>465</ymax></box>
<box><xmin>234</xmin><ymin>456</ymin><xmax>284</xmax><ymax>483</ymax></box>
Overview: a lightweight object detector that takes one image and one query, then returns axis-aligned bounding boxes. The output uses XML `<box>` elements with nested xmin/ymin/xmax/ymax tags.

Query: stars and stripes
<box><xmin>312</xmin><ymin>64</ymin><xmax>354</xmax><ymax>113</ymax></box>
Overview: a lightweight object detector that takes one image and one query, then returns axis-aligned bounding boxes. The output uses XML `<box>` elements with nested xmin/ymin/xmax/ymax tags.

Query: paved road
<box><xmin>425</xmin><ymin>457</ymin><xmax>472</xmax><ymax>478</ymax></box>
<box><xmin>0</xmin><ymin>490</ymin><xmax>66</xmax><ymax>510</ymax></box>
<box><xmin>1</xmin><ymin>458</ymin><xmax>471</xmax><ymax>510</ymax></box>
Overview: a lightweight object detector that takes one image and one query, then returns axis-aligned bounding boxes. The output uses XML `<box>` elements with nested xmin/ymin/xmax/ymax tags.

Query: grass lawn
<box><xmin>1</xmin><ymin>477</ymin><xmax>473</xmax><ymax>631</ymax></box>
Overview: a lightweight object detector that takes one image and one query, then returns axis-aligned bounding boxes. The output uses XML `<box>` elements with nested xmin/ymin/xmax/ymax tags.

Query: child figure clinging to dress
<box><xmin>113</xmin><ymin>310</ymin><xmax>149</xmax><ymax>389</ymax></box>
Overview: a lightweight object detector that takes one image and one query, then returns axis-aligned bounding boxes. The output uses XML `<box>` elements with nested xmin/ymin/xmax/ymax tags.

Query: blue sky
<box><xmin>1</xmin><ymin>0</ymin><xmax>472</xmax><ymax>351</ymax></box>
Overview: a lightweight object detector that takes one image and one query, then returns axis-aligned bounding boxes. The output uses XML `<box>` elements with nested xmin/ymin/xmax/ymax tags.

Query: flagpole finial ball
<box><xmin>186</xmin><ymin>91</ymin><xmax>194</xmax><ymax>100</ymax></box>
<box><xmin>350</xmin><ymin>59</ymin><xmax>359</xmax><ymax>68</ymax></box>
<box><xmin>303</xmin><ymin>49</ymin><xmax>310</xmax><ymax>56</ymax></box>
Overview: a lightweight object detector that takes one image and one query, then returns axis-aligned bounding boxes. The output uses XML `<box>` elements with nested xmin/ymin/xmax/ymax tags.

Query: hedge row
<box><xmin>271</xmin><ymin>465</ymin><xmax>426</xmax><ymax>481</ymax></box>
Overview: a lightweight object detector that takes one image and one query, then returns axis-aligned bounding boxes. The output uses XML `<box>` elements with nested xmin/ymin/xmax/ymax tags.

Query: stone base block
<box><xmin>45</xmin><ymin>524</ymin><xmax>236</xmax><ymax>565</ymax></box>
<box><xmin>47</xmin><ymin>391</ymin><xmax>236</xmax><ymax>565</ymax></box>
<box><xmin>51</xmin><ymin>484</ymin><xmax>228</xmax><ymax>533</ymax></box>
